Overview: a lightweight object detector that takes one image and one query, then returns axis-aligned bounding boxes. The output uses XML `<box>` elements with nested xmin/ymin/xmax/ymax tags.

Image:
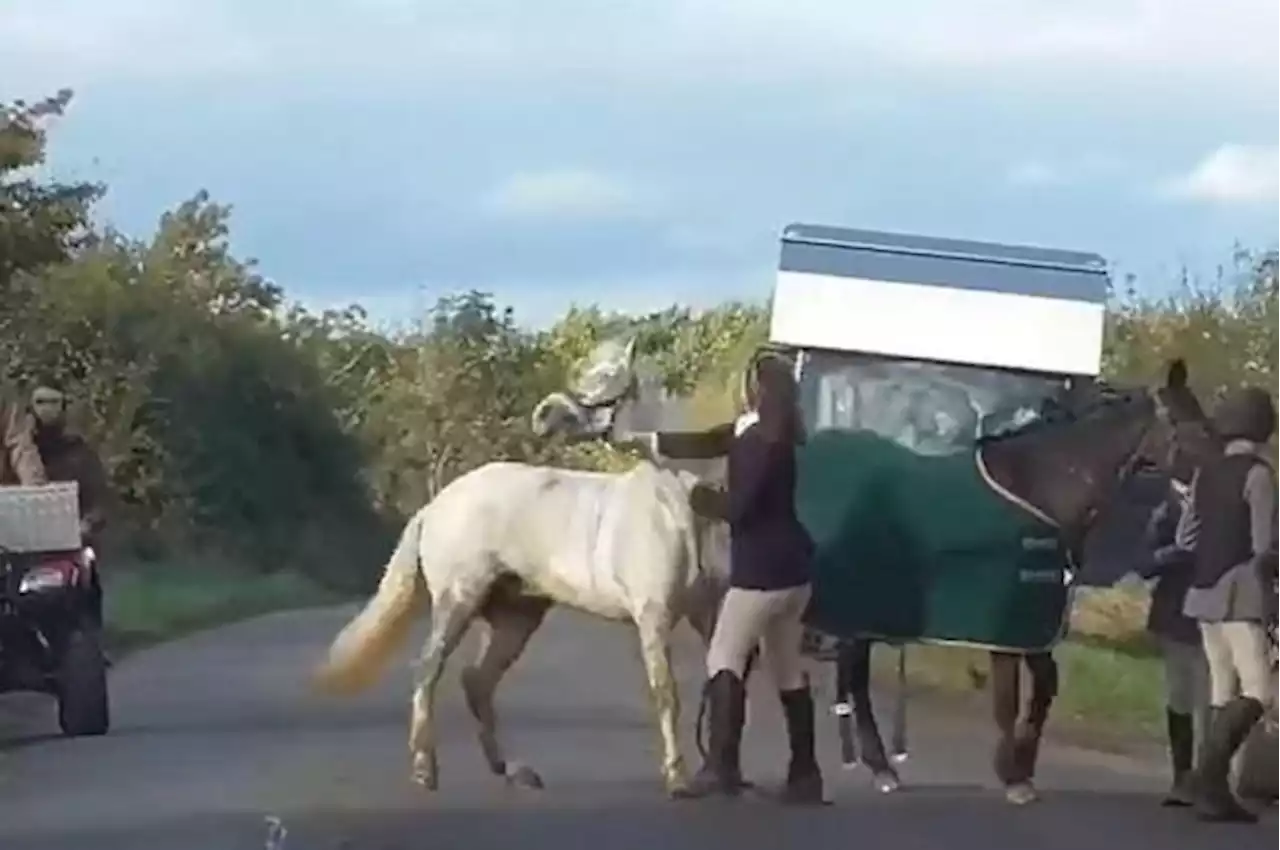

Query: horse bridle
<box><xmin>1065</xmin><ymin>384</ymin><xmax>1184</xmax><ymax>553</ymax></box>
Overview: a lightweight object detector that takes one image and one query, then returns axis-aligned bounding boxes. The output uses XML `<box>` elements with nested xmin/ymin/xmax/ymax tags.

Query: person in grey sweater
<box><xmin>1177</xmin><ymin>386</ymin><xmax>1277</xmax><ymax>824</ymax></box>
<box><xmin>1136</xmin><ymin>480</ymin><xmax>1208</xmax><ymax>807</ymax></box>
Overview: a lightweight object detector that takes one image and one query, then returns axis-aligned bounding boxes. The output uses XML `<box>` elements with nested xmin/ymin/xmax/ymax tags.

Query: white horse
<box><xmin>312</xmin><ymin>337</ymin><xmax>729</xmax><ymax>797</ymax></box>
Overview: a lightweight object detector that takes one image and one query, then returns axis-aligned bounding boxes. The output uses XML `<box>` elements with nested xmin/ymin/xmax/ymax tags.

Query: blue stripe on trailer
<box><xmin>779</xmin><ymin>223</ymin><xmax>1109</xmax><ymax>304</ymax></box>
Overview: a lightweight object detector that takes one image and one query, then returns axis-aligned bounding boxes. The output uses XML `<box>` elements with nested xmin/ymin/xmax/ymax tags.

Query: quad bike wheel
<box><xmin>56</xmin><ymin>627</ymin><xmax>110</xmax><ymax>737</ymax></box>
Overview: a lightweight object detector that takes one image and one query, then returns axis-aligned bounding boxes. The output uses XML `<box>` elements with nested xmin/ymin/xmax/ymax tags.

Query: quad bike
<box><xmin>0</xmin><ymin>542</ymin><xmax>110</xmax><ymax>736</ymax></box>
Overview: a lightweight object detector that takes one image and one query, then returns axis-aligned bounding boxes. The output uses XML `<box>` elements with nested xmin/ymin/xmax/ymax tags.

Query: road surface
<box><xmin>1</xmin><ymin>605</ymin><xmax>1273</xmax><ymax>849</ymax></box>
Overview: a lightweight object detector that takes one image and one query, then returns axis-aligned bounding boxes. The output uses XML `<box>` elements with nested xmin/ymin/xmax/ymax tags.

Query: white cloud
<box><xmin>1160</xmin><ymin>144</ymin><xmax>1280</xmax><ymax>204</ymax></box>
<box><xmin>2</xmin><ymin>1</ymin><xmax>1275</xmax><ymax>103</ymax></box>
<box><xmin>478</xmin><ymin>169</ymin><xmax>653</xmax><ymax>220</ymax></box>
<box><xmin>1004</xmin><ymin>154</ymin><xmax>1126</xmax><ymax>188</ymax></box>
<box><xmin>1006</xmin><ymin>162</ymin><xmax>1066</xmax><ymax>187</ymax></box>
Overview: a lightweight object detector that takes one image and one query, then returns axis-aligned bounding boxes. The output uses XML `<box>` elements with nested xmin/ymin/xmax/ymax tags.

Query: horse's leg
<box><xmin>408</xmin><ymin>587</ymin><xmax>484</xmax><ymax>790</ymax></box>
<box><xmin>635</xmin><ymin>610</ymin><xmax>689</xmax><ymax>797</ymax></box>
<box><xmin>460</xmin><ymin>593</ymin><xmax>552</xmax><ymax>789</ymax></box>
<box><xmin>1007</xmin><ymin>651</ymin><xmax>1057</xmax><ymax>804</ymax></box>
<box><xmin>989</xmin><ymin>651</ymin><xmax>1030</xmax><ymax>803</ymax></box>
<box><xmin>834</xmin><ymin>642</ymin><xmax>859</xmax><ymax>768</ymax></box>
<box><xmin>847</xmin><ymin>638</ymin><xmax>900</xmax><ymax>793</ymax></box>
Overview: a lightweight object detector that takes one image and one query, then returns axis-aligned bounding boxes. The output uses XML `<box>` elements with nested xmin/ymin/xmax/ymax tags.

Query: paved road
<box><xmin>0</xmin><ymin>606</ymin><xmax>1273</xmax><ymax>849</ymax></box>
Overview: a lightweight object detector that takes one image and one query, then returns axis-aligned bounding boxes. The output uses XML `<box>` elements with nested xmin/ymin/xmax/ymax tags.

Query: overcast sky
<box><xmin>3</xmin><ymin>1</ymin><xmax>1277</xmax><ymax>328</ymax></box>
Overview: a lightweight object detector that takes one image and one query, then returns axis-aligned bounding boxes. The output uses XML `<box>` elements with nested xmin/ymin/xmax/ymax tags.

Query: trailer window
<box><xmin>797</xmin><ymin>350</ymin><xmax>1066</xmax><ymax>457</ymax></box>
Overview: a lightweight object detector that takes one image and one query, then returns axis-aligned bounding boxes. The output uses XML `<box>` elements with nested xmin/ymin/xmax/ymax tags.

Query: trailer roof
<box><xmin>780</xmin><ymin>223</ymin><xmax>1109</xmax><ymax>304</ymax></box>
<box><xmin>771</xmin><ymin>223</ymin><xmax>1110</xmax><ymax>376</ymax></box>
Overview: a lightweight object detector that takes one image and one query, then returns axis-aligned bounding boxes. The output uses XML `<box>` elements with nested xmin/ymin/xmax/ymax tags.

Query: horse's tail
<box><xmin>313</xmin><ymin>509</ymin><xmax>429</xmax><ymax>695</ymax></box>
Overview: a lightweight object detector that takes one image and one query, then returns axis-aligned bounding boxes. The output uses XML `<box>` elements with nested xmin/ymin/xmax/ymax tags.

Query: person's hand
<box><xmin>689</xmin><ymin>482</ymin><xmax>727</xmax><ymax>521</ymax></box>
<box><xmin>613</xmin><ymin>430</ymin><xmax>658</xmax><ymax>456</ymax></box>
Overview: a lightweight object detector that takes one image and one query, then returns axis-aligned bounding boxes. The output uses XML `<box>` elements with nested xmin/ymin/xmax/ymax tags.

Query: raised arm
<box><xmin>2</xmin><ymin>402</ymin><xmax>48</xmax><ymax>485</ymax></box>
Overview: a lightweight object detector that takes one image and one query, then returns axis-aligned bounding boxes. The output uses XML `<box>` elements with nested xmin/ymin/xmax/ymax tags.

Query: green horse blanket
<box><xmin>797</xmin><ymin>429</ymin><xmax>1070</xmax><ymax>651</ymax></box>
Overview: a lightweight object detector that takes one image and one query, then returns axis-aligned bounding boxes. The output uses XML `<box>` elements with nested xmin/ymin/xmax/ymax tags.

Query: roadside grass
<box><xmin>104</xmin><ymin>555</ymin><xmax>348</xmax><ymax>655</ymax></box>
<box><xmin>871</xmin><ymin>583</ymin><xmax>1167</xmax><ymax>744</ymax></box>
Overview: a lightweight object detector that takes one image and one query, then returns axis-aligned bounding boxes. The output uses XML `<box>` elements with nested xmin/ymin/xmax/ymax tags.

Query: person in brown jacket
<box><xmin>27</xmin><ymin>381</ymin><xmax>111</xmax><ymax>628</ymax></box>
<box><xmin>28</xmin><ymin>383</ymin><xmax>110</xmax><ymax>541</ymax></box>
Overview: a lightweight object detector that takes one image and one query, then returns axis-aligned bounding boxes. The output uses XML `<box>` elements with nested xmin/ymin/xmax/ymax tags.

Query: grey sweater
<box><xmin>1179</xmin><ymin>439</ymin><xmax>1278</xmax><ymax>623</ymax></box>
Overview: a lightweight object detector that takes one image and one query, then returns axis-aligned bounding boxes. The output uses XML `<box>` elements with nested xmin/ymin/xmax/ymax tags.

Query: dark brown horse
<box><xmin>831</xmin><ymin>359</ymin><xmax>1212</xmax><ymax>804</ymax></box>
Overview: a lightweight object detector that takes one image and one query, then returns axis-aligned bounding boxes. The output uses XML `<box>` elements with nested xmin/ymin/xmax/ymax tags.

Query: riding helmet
<box><xmin>1212</xmin><ymin>386</ymin><xmax>1276</xmax><ymax>444</ymax></box>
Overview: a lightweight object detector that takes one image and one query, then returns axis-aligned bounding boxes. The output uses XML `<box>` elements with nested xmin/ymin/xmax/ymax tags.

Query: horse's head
<box><xmin>980</xmin><ymin>358</ymin><xmax>1212</xmax><ymax>534</ymax></box>
<box><xmin>1141</xmin><ymin>358</ymin><xmax>1217</xmax><ymax>480</ymax></box>
<box><xmin>531</xmin><ymin>336</ymin><xmax>641</xmax><ymax>442</ymax></box>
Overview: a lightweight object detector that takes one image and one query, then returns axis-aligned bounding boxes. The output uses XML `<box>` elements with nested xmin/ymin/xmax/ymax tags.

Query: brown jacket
<box><xmin>36</xmin><ymin>431</ymin><xmax>110</xmax><ymax>534</ymax></box>
<box><xmin>1</xmin><ymin>399</ymin><xmax>48</xmax><ymax>485</ymax></box>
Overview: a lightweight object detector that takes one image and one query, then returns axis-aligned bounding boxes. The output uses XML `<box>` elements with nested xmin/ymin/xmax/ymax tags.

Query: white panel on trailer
<box><xmin>770</xmin><ymin>224</ymin><xmax>1110</xmax><ymax>377</ymax></box>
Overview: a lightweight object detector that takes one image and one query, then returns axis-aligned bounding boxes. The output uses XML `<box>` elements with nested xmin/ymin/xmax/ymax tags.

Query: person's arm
<box><xmin>1144</xmin><ymin>499</ymin><xmax>1175</xmax><ymax>548</ymax></box>
<box><xmin>1136</xmin><ymin>498</ymin><xmax>1188</xmax><ymax>579</ymax></box>
<box><xmin>1244</xmin><ymin>465</ymin><xmax>1274</xmax><ymax>558</ymax></box>
<box><xmin>650</xmin><ymin>423</ymin><xmax>736</xmax><ymax>460</ymax></box>
<box><xmin>77</xmin><ymin>443</ymin><xmax>110</xmax><ymax>535</ymax></box>
<box><xmin>2</xmin><ymin>403</ymin><xmax>47</xmax><ymax>485</ymax></box>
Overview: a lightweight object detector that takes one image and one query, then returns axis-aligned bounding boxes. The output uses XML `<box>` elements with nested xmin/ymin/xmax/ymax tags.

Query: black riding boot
<box><xmin>1193</xmin><ymin>705</ymin><xmax>1218</xmax><ymax>785</ymax></box>
<box><xmin>679</xmin><ymin>670</ymin><xmax>746</xmax><ymax>798</ymax></box>
<box><xmin>1162</xmin><ymin>709</ymin><xmax>1196</xmax><ymax>807</ymax></box>
<box><xmin>1194</xmin><ymin>697</ymin><xmax>1264</xmax><ymax>823</ymax></box>
<box><xmin>778</xmin><ymin>686</ymin><xmax>826</xmax><ymax>805</ymax></box>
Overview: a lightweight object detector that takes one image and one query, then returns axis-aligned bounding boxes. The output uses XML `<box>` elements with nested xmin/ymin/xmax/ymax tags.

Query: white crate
<box><xmin>0</xmin><ymin>482</ymin><xmax>82</xmax><ymax>553</ymax></box>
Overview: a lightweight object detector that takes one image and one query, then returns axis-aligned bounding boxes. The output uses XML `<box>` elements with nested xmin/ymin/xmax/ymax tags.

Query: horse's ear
<box><xmin>621</xmin><ymin>336</ymin><xmax>638</xmax><ymax>368</ymax></box>
<box><xmin>1165</xmin><ymin>358</ymin><xmax>1188</xmax><ymax>389</ymax></box>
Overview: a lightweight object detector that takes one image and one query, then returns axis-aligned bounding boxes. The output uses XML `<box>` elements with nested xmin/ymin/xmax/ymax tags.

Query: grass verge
<box><xmin>104</xmin><ymin>558</ymin><xmax>348</xmax><ymax>656</ymax></box>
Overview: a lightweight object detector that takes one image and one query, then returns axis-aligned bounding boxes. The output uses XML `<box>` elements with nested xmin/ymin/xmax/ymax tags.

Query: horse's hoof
<box><xmin>505</xmin><ymin>762</ymin><xmax>545</xmax><ymax>790</ymax></box>
<box><xmin>840</xmin><ymin>760</ymin><xmax>860</xmax><ymax>772</ymax></box>
<box><xmin>666</xmin><ymin>783</ymin><xmax>692</xmax><ymax>800</ymax></box>
<box><xmin>1005</xmin><ymin>783</ymin><xmax>1039</xmax><ymax>805</ymax></box>
<box><xmin>411</xmin><ymin>753</ymin><xmax>438</xmax><ymax>791</ymax></box>
<box><xmin>873</xmin><ymin>771</ymin><xmax>901</xmax><ymax>794</ymax></box>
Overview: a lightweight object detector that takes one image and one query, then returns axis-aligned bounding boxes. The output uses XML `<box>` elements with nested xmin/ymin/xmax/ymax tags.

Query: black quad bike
<box><xmin>0</xmin><ymin>543</ymin><xmax>110</xmax><ymax>737</ymax></box>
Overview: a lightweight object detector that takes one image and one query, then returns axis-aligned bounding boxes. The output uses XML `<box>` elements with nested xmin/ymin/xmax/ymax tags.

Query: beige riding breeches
<box><xmin>706</xmin><ymin>584</ymin><xmax>811</xmax><ymax>692</ymax></box>
<box><xmin>1199</xmin><ymin>621</ymin><xmax>1275</xmax><ymax>706</ymax></box>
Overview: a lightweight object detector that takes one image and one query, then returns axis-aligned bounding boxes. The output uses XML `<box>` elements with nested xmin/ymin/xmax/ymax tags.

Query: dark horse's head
<box><xmin>979</xmin><ymin>358</ymin><xmax>1212</xmax><ymax>540</ymax></box>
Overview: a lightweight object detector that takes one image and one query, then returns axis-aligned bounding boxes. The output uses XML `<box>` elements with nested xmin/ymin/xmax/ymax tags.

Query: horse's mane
<box><xmin>975</xmin><ymin>379</ymin><xmax>1141</xmax><ymax>446</ymax></box>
